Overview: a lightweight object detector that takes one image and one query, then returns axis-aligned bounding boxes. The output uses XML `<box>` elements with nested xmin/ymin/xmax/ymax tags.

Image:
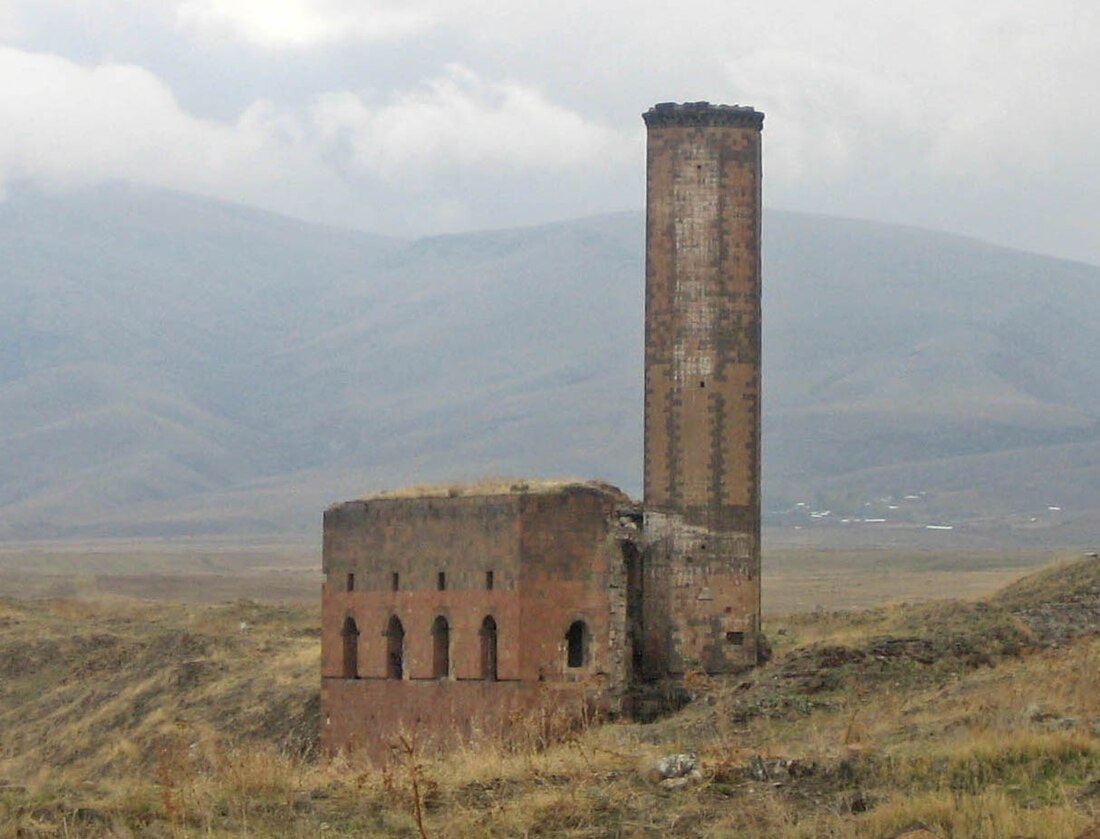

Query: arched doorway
<box><xmin>385</xmin><ymin>615</ymin><xmax>405</xmax><ymax>679</ymax></box>
<box><xmin>341</xmin><ymin>616</ymin><xmax>359</xmax><ymax>679</ymax></box>
<box><xmin>480</xmin><ymin>616</ymin><xmax>498</xmax><ymax>681</ymax></box>
<box><xmin>431</xmin><ymin>616</ymin><xmax>450</xmax><ymax>679</ymax></box>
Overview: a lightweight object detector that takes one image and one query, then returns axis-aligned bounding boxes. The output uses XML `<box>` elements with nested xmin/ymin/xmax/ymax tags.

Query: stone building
<box><xmin>640</xmin><ymin>102</ymin><xmax>765</xmax><ymax>673</ymax></box>
<box><xmin>321</xmin><ymin>102</ymin><xmax>764</xmax><ymax>756</ymax></box>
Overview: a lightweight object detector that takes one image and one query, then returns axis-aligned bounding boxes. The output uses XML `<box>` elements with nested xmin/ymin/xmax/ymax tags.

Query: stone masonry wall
<box><xmin>641</xmin><ymin>102</ymin><xmax>764</xmax><ymax>674</ymax></box>
<box><xmin>321</xmin><ymin>495</ymin><xmax>524</xmax><ymax>682</ymax></box>
<box><xmin>640</xmin><ymin>511</ymin><xmax>759</xmax><ymax>675</ymax></box>
<box><xmin>320</xmin><ymin>485</ymin><xmax>631</xmax><ymax>757</ymax></box>
<box><xmin>321</xmin><ymin>679</ymin><xmax>597</xmax><ymax>759</ymax></box>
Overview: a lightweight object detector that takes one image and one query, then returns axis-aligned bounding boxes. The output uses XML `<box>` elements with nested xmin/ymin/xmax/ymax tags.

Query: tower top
<box><xmin>643</xmin><ymin>101</ymin><xmax>763</xmax><ymax>129</ymax></box>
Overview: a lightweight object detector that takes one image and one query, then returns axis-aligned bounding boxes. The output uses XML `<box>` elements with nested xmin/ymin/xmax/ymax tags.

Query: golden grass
<box><xmin>3</xmin><ymin>556</ymin><xmax>1100</xmax><ymax>837</ymax></box>
<box><xmin>994</xmin><ymin>552</ymin><xmax>1100</xmax><ymax>609</ymax></box>
<box><xmin>825</xmin><ymin>789</ymin><xmax>1089</xmax><ymax>839</ymax></box>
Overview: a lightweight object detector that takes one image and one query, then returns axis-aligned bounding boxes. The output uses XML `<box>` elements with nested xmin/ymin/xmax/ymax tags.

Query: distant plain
<box><xmin>0</xmin><ymin>537</ymin><xmax>1065</xmax><ymax>617</ymax></box>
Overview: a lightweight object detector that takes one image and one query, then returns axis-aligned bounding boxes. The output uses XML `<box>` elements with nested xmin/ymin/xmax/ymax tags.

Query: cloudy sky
<box><xmin>1</xmin><ymin>0</ymin><xmax>1097</xmax><ymax>263</ymax></box>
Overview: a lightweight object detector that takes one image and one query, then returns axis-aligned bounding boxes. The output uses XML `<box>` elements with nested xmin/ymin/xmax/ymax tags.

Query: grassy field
<box><xmin>763</xmin><ymin>546</ymin><xmax>1057</xmax><ymax>614</ymax></box>
<box><xmin>1</xmin><ymin>549</ymin><xmax>1099</xmax><ymax>836</ymax></box>
<box><xmin>0</xmin><ymin>539</ymin><xmax>319</xmax><ymax>604</ymax></box>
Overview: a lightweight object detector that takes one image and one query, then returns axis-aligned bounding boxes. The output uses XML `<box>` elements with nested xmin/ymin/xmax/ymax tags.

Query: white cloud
<box><xmin>709</xmin><ymin>0</ymin><xmax>1100</xmax><ymax>259</ymax></box>
<box><xmin>4</xmin><ymin>0</ymin><xmax>1100</xmax><ymax>259</ymax></box>
<box><xmin>175</xmin><ymin>0</ymin><xmax>433</xmax><ymax>47</ymax></box>
<box><xmin>0</xmin><ymin>47</ymin><xmax>350</xmax><ymax>213</ymax></box>
<box><xmin>311</xmin><ymin>65</ymin><xmax>623</xmax><ymax>182</ymax></box>
<box><xmin>0</xmin><ymin>0</ymin><xmax>21</xmax><ymax>39</ymax></box>
<box><xmin>0</xmin><ymin>48</ymin><xmax>630</xmax><ymax>235</ymax></box>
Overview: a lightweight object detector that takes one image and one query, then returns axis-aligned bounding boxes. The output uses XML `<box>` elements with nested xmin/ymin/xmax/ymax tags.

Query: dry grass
<box><xmin>994</xmin><ymin>553</ymin><xmax>1100</xmax><ymax>610</ymax></box>
<box><xmin>3</xmin><ymin>556</ymin><xmax>1100</xmax><ymax>837</ymax></box>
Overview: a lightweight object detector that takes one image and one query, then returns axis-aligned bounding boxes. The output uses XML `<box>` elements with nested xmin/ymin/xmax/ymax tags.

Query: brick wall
<box><xmin>641</xmin><ymin>512</ymin><xmax>760</xmax><ymax>674</ymax></box>
<box><xmin>320</xmin><ymin>679</ymin><xmax>600</xmax><ymax>758</ymax></box>
<box><xmin>321</xmin><ymin>495</ymin><xmax>524</xmax><ymax>682</ymax></box>
<box><xmin>641</xmin><ymin>102</ymin><xmax>764</xmax><ymax>674</ymax></box>
<box><xmin>320</xmin><ymin>485</ymin><xmax>632</xmax><ymax>757</ymax></box>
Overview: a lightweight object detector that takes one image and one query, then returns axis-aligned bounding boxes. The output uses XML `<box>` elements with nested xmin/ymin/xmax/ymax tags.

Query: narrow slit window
<box><xmin>346</xmin><ymin>572</ymin><xmax>355</xmax><ymax>592</ymax></box>
<box><xmin>437</xmin><ymin>571</ymin><xmax>446</xmax><ymax>591</ymax></box>
<box><xmin>485</xmin><ymin>571</ymin><xmax>494</xmax><ymax>591</ymax></box>
<box><xmin>391</xmin><ymin>572</ymin><xmax>399</xmax><ymax>592</ymax></box>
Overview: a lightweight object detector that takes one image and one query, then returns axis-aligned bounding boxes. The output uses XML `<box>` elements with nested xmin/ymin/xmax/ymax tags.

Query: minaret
<box><xmin>640</xmin><ymin>102</ymin><xmax>763</xmax><ymax>675</ymax></box>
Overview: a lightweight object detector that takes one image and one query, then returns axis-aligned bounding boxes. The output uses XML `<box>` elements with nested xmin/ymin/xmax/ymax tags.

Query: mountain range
<box><xmin>2</xmin><ymin>183</ymin><xmax>1099</xmax><ymax>544</ymax></box>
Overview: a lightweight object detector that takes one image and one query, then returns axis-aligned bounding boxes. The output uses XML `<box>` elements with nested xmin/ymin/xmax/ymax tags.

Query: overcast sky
<box><xmin>1</xmin><ymin>0</ymin><xmax>1097</xmax><ymax>264</ymax></box>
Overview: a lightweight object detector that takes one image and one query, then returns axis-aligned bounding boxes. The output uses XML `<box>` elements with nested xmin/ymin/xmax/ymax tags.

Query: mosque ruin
<box><xmin>321</xmin><ymin>101</ymin><xmax>764</xmax><ymax>756</ymax></box>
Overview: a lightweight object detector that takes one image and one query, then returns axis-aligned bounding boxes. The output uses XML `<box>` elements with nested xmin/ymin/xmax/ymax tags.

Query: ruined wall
<box><xmin>516</xmin><ymin>490</ymin><xmax>630</xmax><ymax>685</ymax></box>
<box><xmin>641</xmin><ymin>102</ymin><xmax>764</xmax><ymax>673</ymax></box>
<box><xmin>321</xmin><ymin>495</ymin><xmax>524</xmax><ymax>683</ymax></box>
<box><xmin>320</xmin><ymin>101</ymin><xmax>769</xmax><ymax>756</ymax></box>
<box><xmin>320</xmin><ymin>485</ymin><xmax>631</xmax><ymax>757</ymax></box>
<box><xmin>639</xmin><ymin>513</ymin><xmax>759</xmax><ymax>675</ymax></box>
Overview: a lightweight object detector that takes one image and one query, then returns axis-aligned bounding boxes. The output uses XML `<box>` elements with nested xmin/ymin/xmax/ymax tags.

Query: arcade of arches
<box><xmin>338</xmin><ymin>614</ymin><xmax>587</xmax><ymax>681</ymax></box>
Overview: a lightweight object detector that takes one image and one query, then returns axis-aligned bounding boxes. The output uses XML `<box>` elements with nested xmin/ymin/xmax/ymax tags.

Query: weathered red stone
<box><xmin>320</xmin><ymin>484</ymin><xmax>635</xmax><ymax>757</ymax></box>
<box><xmin>321</xmin><ymin>102</ymin><xmax>765</xmax><ymax>757</ymax></box>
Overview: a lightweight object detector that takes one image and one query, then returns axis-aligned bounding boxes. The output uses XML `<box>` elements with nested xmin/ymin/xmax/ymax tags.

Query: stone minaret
<box><xmin>640</xmin><ymin>102</ymin><xmax>763</xmax><ymax>675</ymax></box>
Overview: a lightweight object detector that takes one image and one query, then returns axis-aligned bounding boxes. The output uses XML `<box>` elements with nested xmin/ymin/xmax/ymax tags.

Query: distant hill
<box><xmin>2</xmin><ymin>183</ymin><xmax>1099</xmax><ymax>543</ymax></box>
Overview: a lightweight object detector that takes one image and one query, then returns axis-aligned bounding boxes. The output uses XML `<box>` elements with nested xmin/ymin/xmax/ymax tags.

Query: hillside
<box><xmin>3</xmin><ymin>555</ymin><xmax>1100</xmax><ymax>836</ymax></box>
<box><xmin>2</xmin><ymin>184</ymin><xmax>1100</xmax><ymax>542</ymax></box>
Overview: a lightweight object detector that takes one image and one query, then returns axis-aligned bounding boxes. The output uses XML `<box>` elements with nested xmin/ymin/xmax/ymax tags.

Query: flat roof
<box><xmin>327</xmin><ymin>479</ymin><xmax>631</xmax><ymax>509</ymax></box>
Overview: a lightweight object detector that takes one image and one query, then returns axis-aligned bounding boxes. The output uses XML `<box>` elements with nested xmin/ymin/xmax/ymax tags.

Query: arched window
<box><xmin>385</xmin><ymin>615</ymin><xmax>405</xmax><ymax>680</ymax></box>
<box><xmin>431</xmin><ymin>616</ymin><xmax>450</xmax><ymax>679</ymax></box>
<box><xmin>480</xmin><ymin>616</ymin><xmax>498</xmax><ymax>681</ymax></box>
<box><xmin>566</xmin><ymin>620</ymin><xmax>588</xmax><ymax>668</ymax></box>
<box><xmin>341</xmin><ymin>616</ymin><xmax>359</xmax><ymax>679</ymax></box>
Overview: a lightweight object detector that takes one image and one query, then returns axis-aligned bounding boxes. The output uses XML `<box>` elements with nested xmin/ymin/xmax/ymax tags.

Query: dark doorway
<box><xmin>623</xmin><ymin>541</ymin><xmax>645</xmax><ymax>675</ymax></box>
<box><xmin>385</xmin><ymin>615</ymin><xmax>405</xmax><ymax>679</ymax></box>
<box><xmin>432</xmin><ymin>616</ymin><xmax>450</xmax><ymax>678</ymax></box>
<box><xmin>480</xmin><ymin>616</ymin><xmax>498</xmax><ymax>681</ymax></box>
<box><xmin>566</xmin><ymin>620</ymin><xmax>588</xmax><ymax>668</ymax></box>
<box><xmin>341</xmin><ymin>616</ymin><xmax>359</xmax><ymax>679</ymax></box>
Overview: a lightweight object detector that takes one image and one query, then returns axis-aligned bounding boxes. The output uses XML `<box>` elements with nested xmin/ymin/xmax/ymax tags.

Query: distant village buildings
<box><xmin>321</xmin><ymin>102</ymin><xmax>765</xmax><ymax>756</ymax></box>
